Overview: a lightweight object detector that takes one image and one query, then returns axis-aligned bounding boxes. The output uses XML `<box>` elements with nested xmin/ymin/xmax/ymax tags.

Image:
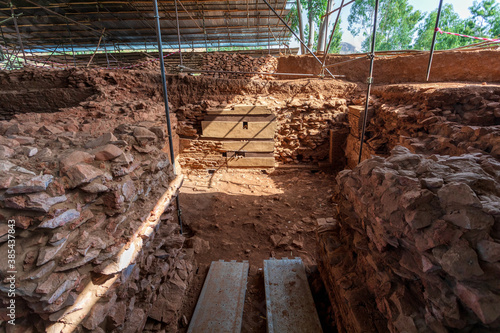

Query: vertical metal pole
<box><xmin>321</xmin><ymin>0</ymin><xmax>332</xmax><ymax>53</ymax></box>
<box><xmin>296</xmin><ymin>0</ymin><xmax>305</xmax><ymax>54</ymax></box>
<box><xmin>66</xmin><ymin>20</ymin><xmax>77</xmax><ymax>67</ymax></box>
<box><xmin>174</xmin><ymin>0</ymin><xmax>183</xmax><ymax>67</ymax></box>
<box><xmin>267</xmin><ymin>8</ymin><xmax>271</xmax><ymax>54</ymax></box>
<box><xmin>153</xmin><ymin>0</ymin><xmax>182</xmax><ymax>234</ymax></box>
<box><xmin>10</xmin><ymin>2</ymin><xmax>26</xmax><ymax>64</ymax></box>
<box><xmin>63</xmin><ymin>44</ymin><xmax>68</xmax><ymax>68</ymax></box>
<box><xmin>103</xmin><ymin>36</ymin><xmax>110</xmax><ymax>68</ymax></box>
<box><xmin>202</xmin><ymin>6</ymin><xmax>208</xmax><ymax>52</ymax></box>
<box><xmin>321</xmin><ymin>0</ymin><xmax>344</xmax><ymax>70</ymax></box>
<box><xmin>426</xmin><ymin>0</ymin><xmax>444</xmax><ymax>81</ymax></box>
<box><xmin>358</xmin><ymin>0</ymin><xmax>379</xmax><ymax>164</ymax></box>
<box><xmin>262</xmin><ymin>0</ymin><xmax>336</xmax><ymax>78</ymax></box>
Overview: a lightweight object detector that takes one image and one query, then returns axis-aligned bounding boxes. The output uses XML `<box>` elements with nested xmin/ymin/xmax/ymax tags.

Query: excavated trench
<box><xmin>0</xmin><ymin>51</ymin><xmax>500</xmax><ymax>332</ymax></box>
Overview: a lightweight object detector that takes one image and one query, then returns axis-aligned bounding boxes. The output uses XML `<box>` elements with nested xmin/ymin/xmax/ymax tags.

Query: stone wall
<box><xmin>344</xmin><ymin>84</ymin><xmax>500</xmax><ymax>167</ymax></box>
<box><xmin>201</xmin><ymin>53</ymin><xmax>277</xmax><ymax>79</ymax></box>
<box><xmin>175</xmin><ymin>87</ymin><xmax>354</xmax><ymax>169</ymax></box>
<box><xmin>0</xmin><ymin>68</ymin><xmax>195</xmax><ymax>332</ymax></box>
<box><xmin>318</xmin><ymin>146</ymin><xmax>500</xmax><ymax>332</ymax></box>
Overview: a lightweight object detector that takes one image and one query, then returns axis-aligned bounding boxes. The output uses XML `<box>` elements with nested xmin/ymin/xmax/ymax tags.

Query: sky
<box><xmin>339</xmin><ymin>0</ymin><xmax>478</xmax><ymax>50</ymax></box>
<box><xmin>291</xmin><ymin>0</ymin><xmax>485</xmax><ymax>52</ymax></box>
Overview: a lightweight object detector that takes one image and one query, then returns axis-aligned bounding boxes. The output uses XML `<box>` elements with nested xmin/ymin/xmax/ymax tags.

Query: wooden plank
<box><xmin>207</xmin><ymin>105</ymin><xmax>272</xmax><ymax>115</ymax></box>
<box><xmin>204</xmin><ymin>115</ymin><xmax>276</xmax><ymax>122</ymax></box>
<box><xmin>220</xmin><ymin>140</ymin><xmax>274</xmax><ymax>152</ymax></box>
<box><xmin>187</xmin><ymin>260</ymin><xmax>249</xmax><ymax>333</ymax></box>
<box><xmin>227</xmin><ymin>157</ymin><xmax>275</xmax><ymax>167</ymax></box>
<box><xmin>201</xmin><ymin>121</ymin><xmax>276</xmax><ymax>139</ymax></box>
<box><xmin>264</xmin><ymin>258</ymin><xmax>323</xmax><ymax>333</ymax></box>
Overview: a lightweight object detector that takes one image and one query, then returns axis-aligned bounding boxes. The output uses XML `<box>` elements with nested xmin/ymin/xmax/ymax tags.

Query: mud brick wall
<box><xmin>0</xmin><ymin>69</ymin><xmax>95</xmax><ymax>120</ymax></box>
<box><xmin>277</xmin><ymin>49</ymin><xmax>500</xmax><ymax>83</ymax></box>
<box><xmin>318</xmin><ymin>146</ymin><xmax>500</xmax><ymax>332</ymax></box>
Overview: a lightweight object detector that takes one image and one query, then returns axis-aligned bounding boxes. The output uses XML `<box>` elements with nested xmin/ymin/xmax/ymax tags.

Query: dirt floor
<box><xmin>177</xmin><ymin>167</ymin><xmax>337</xmax><ymax>332</ymax></box>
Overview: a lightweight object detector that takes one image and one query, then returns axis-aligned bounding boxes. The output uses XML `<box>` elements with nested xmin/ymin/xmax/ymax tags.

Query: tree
<box><xmin>347</xmin><ymin>0</ymin><xmax>423</xmax><ymax>51</ymax></box>
<box><xmin>470</xmin><ymin>0</ymin><xmax>500</xmax><ymax>37</ymax></box>
<box><xmin>287</xmin><ymin>0</ymin><xmax>343</xmax><ymax>53</ymax></box>
<box><xmin>413</xmin><ymin>4</ymin><xmax>477</xmax><ymax>50</ymax></box>
<box><xmin>328</xmin><ymin>18</ymin><xmax>343</xmax><ymax>53</ymax></box>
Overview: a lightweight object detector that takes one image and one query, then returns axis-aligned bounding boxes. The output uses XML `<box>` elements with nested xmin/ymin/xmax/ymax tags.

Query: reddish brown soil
<box><xmin>178</xmin><ymin>168</ymin><xmax>336</xmax><ymax>332</ymax></box>
<box><xmin>277</xmin><ymin>49</ymin><xmax>500</xmax><ymax>84</ymax></box>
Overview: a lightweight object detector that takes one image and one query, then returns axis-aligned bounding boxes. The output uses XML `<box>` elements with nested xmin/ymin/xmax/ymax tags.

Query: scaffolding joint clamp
<box><xmin>367</xmin><ymin>77</ymin><xmax>374</xmax><ymax>84</ymax></box>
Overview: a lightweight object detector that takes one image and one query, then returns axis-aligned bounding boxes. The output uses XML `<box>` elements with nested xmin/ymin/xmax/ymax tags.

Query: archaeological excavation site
<box><xmin>1</xmin><ymin>0</ymin><xmax>500</xmax><ymax>332</ymax></box>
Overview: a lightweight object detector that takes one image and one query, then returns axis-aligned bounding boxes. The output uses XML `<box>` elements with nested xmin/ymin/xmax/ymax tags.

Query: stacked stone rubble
<box><xmin>0</xmin><ymin>66</ymin><xmax>203</xmax><ymax>332</ymax></box>
<box><xmin>369</xmin><ymin>85</ymin><xmax>500</xmax><ymax>159</ymax></box>
<box><xmin>201</xmin><ymin>53</ymin><xmax>277</xmax><ymax>79</ymax></box>
<box><xmin>318</xmin><ymin>146</ymin><xmax>500</xmax><ymax>332</ymax></box>
<box><xmin>176</xmin><ymin>96</ymin><xmax>352</xmax><ymax>168</ymax></box>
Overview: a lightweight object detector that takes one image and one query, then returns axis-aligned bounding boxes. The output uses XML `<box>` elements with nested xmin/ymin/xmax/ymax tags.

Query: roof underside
<box><xmin>0</xmin><ymin>0</ymin><xmax>292</xmax><ymax>52</ymax></box>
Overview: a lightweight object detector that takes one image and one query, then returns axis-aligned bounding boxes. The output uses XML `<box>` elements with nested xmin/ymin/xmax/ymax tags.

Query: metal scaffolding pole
<box><xmin>9</xmin><ymin>1</ymin><xmax>26</xmax><ymax>64</ymax></box>
<box><xmin>174</xmin><ymin>0</ymin><xmax>183</xmax><ymax>67</ymax></box>
<box><xmin>426</xmin><ymin>0</ymin><xmax>444</xmax><ymax>81</ymax></box>
<box><xmin>261</xmin><ymin>0</ymin><xmax>336</xmax><ymax>78</ymax></box>
<box><xmin>103</xmin><ymin>36</ymin><xmax>110</xmax><ymax>68</ymax></box>
<box><xmin>321</xmin><ymin>0</ymin><xmax>344</xmax><ymax>72</ymax></box>
<box><xmin>358</xmin><ymin>0</ymin><xmax>379</xmax><ymax>164</ymax></box>
<box><xmin>296</xmin><ymin>0</ymin><xmax>305</xmax><ymax>54</ymax></box>
<box><xmin>65</xmin><ymin>20</ymin><xmax>77</xmax><ymax>67</ymax></box>
<box><xmin>152</xmin><ymin>0</ymin><xmax>183</xmax><ymax>234</ymax></box>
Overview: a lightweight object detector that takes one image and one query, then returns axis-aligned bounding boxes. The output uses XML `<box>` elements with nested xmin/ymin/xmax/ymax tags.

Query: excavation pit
<box><xmin>0</xmin><ymin>49</ymin><xmax>499</xmax><ymax>332</ymax></box>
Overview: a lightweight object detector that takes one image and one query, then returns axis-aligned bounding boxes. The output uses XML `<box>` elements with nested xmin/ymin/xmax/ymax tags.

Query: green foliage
<box><xmin>413</xmin><ymin>4</ymin><xmax>478</xmax><ymax>50</ymax></box>
<box><xmin>347</xmin><ymin>0</ymin><xmax>500</xmax><ymax>52</ymax></box>
<box><xmin>348</xmin><ymin>0</ymin><xmax>423</xmax><ymax>51</ymax></box>
<box><xmin>470</xmin><ymin>0</ymin><xmax>500</xmax><ymax>37</ymax></box>
<box><xmin>328</xmin><ymin>18</ymin><xmax>343</xmax><ymax>53</ymax></box>
<box><xmin>287</xmin><ymin>0</ymin><xmax>343</xmax><ymax>53</ymax></box>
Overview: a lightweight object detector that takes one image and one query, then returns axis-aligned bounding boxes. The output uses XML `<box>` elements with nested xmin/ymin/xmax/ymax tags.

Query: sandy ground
<box><xmin>177</xmin><ymin>167</ymin><xmax>337</xmax><ymax>332</ymax></box>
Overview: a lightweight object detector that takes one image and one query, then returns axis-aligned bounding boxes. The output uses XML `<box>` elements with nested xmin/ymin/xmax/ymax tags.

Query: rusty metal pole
<box><xmin>103</xmin><ymin>36</ymin><xmax>110</xmax><ymax>68</ymax></box>
<box><xmin>153</xmin><ymin>0</ymin><xmax>183</xmax><ymax>234</ymax></box>
<box><xmin>296</xmin><ymin>0</ymin><xmax>305</xmax><ymax>54</ymax></box>
<box><xmin>174</xmin><ymin>0</ymin><xmax>183</xmax><ymax>67</ymax></box>
<box><xmin>321</xmin><ymin>0</ymin><xmax>344</xmax><ymax>72</ymax></box>
<box><xmin>9</xmin><ymin>2</ymin><xmax>26</xmax><ymax>64</ymax></box>
<box><xmin>358</xmin><ymin>0</ymin><xmax>379</xmax><ymax>164</ymax></box>
<box><xmin>426</xmin><ymin>0</ymin><xmax>444</xmax><ymax>81</ymax></box>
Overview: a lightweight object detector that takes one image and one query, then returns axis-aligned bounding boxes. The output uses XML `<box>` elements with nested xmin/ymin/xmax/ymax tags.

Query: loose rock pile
<box><xmin>318</xmin><ymin>146</ymin><xmax>500</xmax><ymax>332</ymax></box>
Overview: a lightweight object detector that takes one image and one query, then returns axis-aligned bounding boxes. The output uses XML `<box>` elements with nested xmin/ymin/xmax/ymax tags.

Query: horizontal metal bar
<box><xmin>183</xmin><ymin>67</ymin><xmax>343</xmax><ymax>78</ymax></box>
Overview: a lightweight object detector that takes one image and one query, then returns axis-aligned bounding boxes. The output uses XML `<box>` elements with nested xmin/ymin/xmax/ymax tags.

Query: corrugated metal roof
<box><xmin>0</xmin><ymin>0</ymin><xmax>292</xmax><ymax>51</ymax></box>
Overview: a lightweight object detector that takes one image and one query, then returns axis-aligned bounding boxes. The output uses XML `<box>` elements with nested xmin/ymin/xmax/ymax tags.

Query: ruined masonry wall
<box><xmin>176</xmin><ymin>97</ymin><xmax>351</xmax><ymax>168</ymax></box>
<box><xmin>0</xmin><ymin>68</ymin><xmax>194</xmax><ymax>332</ymax></box>
<box><xmin>318</xmin><ymin>146</ymin><xmax>500</xmax><ymax>332</ymax></box>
